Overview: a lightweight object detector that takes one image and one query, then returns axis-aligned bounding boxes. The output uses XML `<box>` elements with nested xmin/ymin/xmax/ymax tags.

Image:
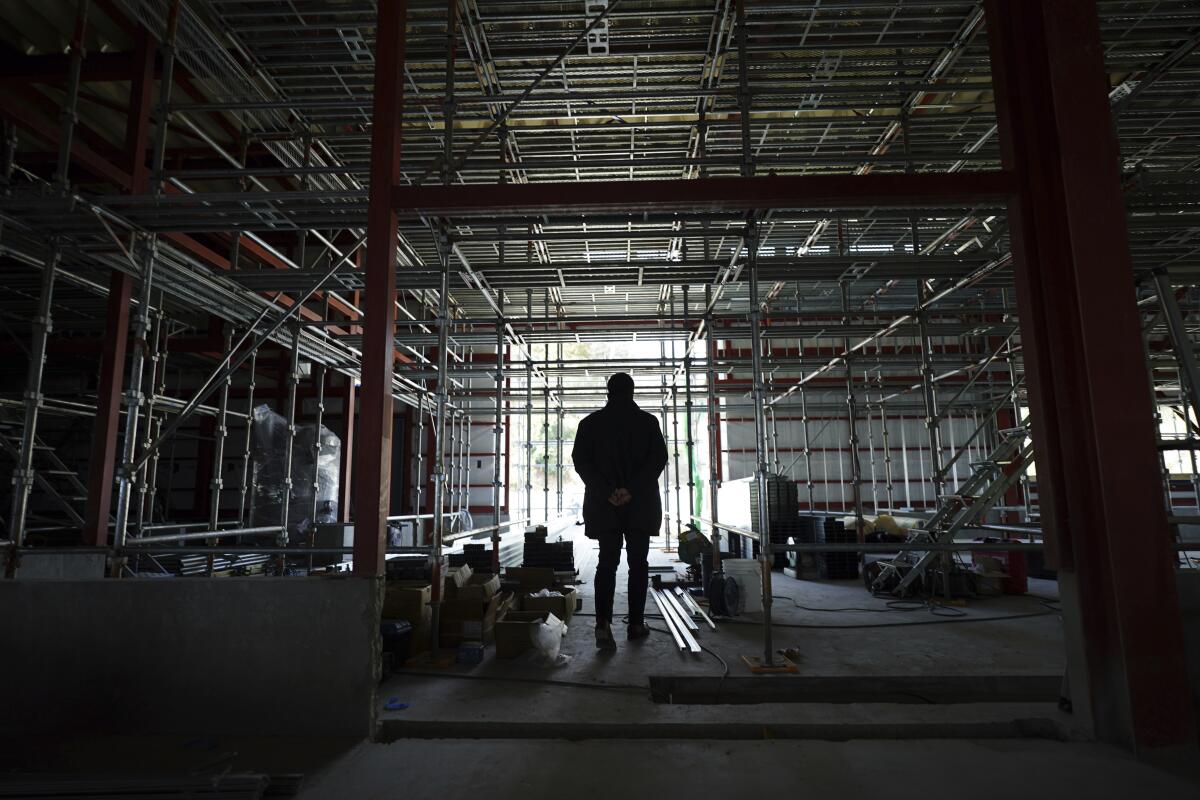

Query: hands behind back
<box><xmin>607</xmin><ymin>487</ymin><xmax>632</xmax><ymax>507</ymax></box>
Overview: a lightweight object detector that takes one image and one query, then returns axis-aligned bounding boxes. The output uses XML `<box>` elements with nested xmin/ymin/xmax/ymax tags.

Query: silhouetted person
<box><xmin>571</xmin><ymin>372</ymin><xmax>668</xmax><ymax>650</ymax></box>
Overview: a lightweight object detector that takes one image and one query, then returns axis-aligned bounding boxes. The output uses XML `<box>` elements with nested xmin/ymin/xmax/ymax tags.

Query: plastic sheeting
<box><xmin>250</xmin><ymin>404</ymin><xmax>341</xmax><ymax>538</ymax></box>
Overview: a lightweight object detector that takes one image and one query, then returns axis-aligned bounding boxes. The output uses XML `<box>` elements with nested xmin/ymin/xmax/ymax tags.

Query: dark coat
<box><xmin>571</xmin><ymin>397</ymin><xmax>669</xmax><ymax>537</ymax></box>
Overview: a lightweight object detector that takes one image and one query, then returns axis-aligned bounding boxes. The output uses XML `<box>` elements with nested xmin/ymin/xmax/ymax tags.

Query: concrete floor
<box><xmin>9</xmin><ymin>525</ymin><xmax>1194</xmax><ymax>798</ymax></box>
<box><xmin>295</xmin><ymin>738</ymin><xmax>1200</xmax><ymax>800</ymax></box>
<box><xmin>387</xmin><ymin>521</ymin><xmax>1067</xmax><ymax>738</ymax></box>
<box><xmin>341</xmin><ymin>536</ymin><xmax>1191</xmax><ymax>800</ymax></box>
<box><xmin>12</xmin><ymin>734</ymin><xmax>1197</xmax><ymax>799</ymax></box>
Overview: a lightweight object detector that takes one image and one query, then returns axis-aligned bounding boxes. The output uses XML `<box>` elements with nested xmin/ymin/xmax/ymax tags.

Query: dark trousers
<box><xmin>594</xmin><ymin>529</ymin><xmax>651</xmax><ymax>626</ymax></box>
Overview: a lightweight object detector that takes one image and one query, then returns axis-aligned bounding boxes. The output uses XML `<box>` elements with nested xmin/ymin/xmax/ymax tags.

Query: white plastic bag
<box><xmin>531</xmin><ymin>612</ymin><xmax>570</xmax><ymax>666</ymax></box>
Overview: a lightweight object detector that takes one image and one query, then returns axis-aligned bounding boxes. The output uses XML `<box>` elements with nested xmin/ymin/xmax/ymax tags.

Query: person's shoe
<box><xmin>596</xmin><ymin>624</ymin><xmax>617</xmax><ymax>651</ymax></box>
<box><xmin>627</xmin><ymin>623</ymin><xmax>650</xmax><ymax>641</ymax></box>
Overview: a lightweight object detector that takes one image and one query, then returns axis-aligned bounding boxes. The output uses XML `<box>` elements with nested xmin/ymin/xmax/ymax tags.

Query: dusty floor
<box><xmin>385</xmin><ymin>519</ymin><xmax>1066</xmax><ymax>732</ymax></box>
<box><xmin>294</xmin><ymin>738</ymin><xmax>1200</xmax><ymax>800</ymax></box>
<box><xmin>12</xmin><ymin>734</ymin><xmax>1198</xmax><ymax>800</ymax></box>
<box><xmin>322</xmin><ymin>528</ymin><xmax>1198</xmax><ymax>799</ymax></box>
<box><xmin>8</xmin><ymin>524</ymin><xmax>1194</xmax><ymax>799</ymax></box>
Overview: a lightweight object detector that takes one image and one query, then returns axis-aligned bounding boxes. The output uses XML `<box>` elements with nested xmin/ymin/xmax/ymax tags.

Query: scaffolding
<box><xmin>0</xmin><ymin>0</ymin><xmax>1197</xmax><ymax>721</ymax></box>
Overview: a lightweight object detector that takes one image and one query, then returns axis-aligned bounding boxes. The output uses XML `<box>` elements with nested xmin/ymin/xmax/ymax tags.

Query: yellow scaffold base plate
<box><xmin>741</xmin><ymin>654</ymin><xmax>798</xmax><ymax>674</ymax></box>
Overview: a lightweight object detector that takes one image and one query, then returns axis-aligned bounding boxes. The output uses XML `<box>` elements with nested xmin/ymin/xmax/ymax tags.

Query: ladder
<box><xmin>0</xmin><ymin>411</ymin><xmax>88</xmax><ymax>528</ymax></box>
<box><xmin>887</xmin><ymin>426</ymin><xmax>1035</xmax><ymax>595</ymax></box>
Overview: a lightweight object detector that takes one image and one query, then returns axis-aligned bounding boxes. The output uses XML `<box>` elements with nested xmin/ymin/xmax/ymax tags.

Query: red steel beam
<box><xmin>393</xmin><ymin>171</ymin><xmax>1015</xmax><ymax>216</ymax></box>
<box><xmin>84</xmin><ymin>28</ymin><xmax>155</xmax><ymax>547</ymax></box>
<box><xmin>353</xmin><ymin>0</ymin><xmax>407</xmax><ymax>576</ymax></box>
<box><xmin>986</xmin><ymin>0</ymin><xmax>1195</xmax><ymax>751</ymax></box>
<box><xmin>83</xmin><ymin>270</ymin><xmax>133</xmax><ymax>545</ymax></box>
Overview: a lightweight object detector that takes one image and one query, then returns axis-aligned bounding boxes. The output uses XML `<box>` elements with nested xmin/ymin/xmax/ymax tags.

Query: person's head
<box><xmin>607</xmin><ymin>372</ymin><xmax>635</xmax><ymax>402</ymax></box>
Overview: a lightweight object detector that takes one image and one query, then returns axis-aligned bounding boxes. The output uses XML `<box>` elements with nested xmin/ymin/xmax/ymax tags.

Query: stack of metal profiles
<box><xmin>521</xmin><ymin>529</ymin><xmax>574</xmax><ymax>570</ymax></box>
<box><xmin>817</xmin><ymin>518</ymin><xmax>860</xmax><ymax>580</ymax></box>
<box><xmin>449</xmin><ymin>543</ymin><xmax>495</xmax><ymax>572</ymax></box>
<box><xmin>128</xmin><ymin>551</ymin><xmax>273</xmax><ymax>577</ymax></box>
<box><xmin>650</xmin><ymin>584</ymin><xmax>717</xmax><ymax>653</ymax></box>
<box><xmin>749</xmin><ymin>474</ymin><xmax>801</xmax><ymax>569</ymax></box>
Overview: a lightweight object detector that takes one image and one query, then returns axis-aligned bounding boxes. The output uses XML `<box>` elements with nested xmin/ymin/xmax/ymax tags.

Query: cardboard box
<box><xmin>383</xmin><ymin>581</ymin><xmax>431</xmax><ymax>623</ymax></box>
<box><xmin>439</xmin><ymin>591</ymin><xmax>513</xmax><ymax>648</ymax></box>
<box><xmin>495</xmin><ymin>609</ymin><xmax>552</xmax><ymax>659</ymax></box>
<box><xmin>521</xmin><ymin>586</ymin><xmax>578</xmax><ymax>623</ymax></box>
<box><xmin>396</xmin><ymin>605</ymin><xmax>433</xmax><ymax>659</ymax></box>
<box><xmin>451</xmin><ymin>572</ymin><xmax>500</xmax><ymax>602</ymax></box>
<box><xmin>443</xmin><ymin>564</ymin><xmax>473</xmax><ymax>596</ymax></box>
<box><xmin>505</xmin><ymin>567</ymin><xmax>562</xmax><ymax>592</ymax></box>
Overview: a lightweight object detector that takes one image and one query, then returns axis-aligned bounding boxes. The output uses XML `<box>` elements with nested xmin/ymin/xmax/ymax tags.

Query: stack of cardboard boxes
<box><xmin>380</xmin><ymin>561</ymin><xmax>583</xmax><ymax>664</ymax></box>
<box><xmin>495</xmin><ymin>566</ymin><xmax>579</xmax><ymax>659</ymax></box>
<box><xmin>439</xmin><ymin>564</ymin><xmax>513</xmax><ymax>649</ymax></box>
<box><xmin>382</xmin><ymin>580</ymin><xmax>431</xmax><ymax>660</ymax></box>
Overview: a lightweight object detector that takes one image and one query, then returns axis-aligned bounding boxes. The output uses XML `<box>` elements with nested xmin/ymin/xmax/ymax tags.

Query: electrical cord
<box><xmin>771</xmin><ymin>594</ymin><xmax>958</xmax><ymax>615</ymax></box>
<box><xmin>643</xmin><ymin>623</ymin><xmax>731</xmax><ymax>700</ymax></box>
<box><xmin>713</xmin><ymin>606</ymin><xmax>1057</xmax><ymax>630</ymax></box>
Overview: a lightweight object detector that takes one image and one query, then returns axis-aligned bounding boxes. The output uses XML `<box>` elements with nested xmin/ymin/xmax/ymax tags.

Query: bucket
<box><xmin>723</xmin><ymin>558</ymin><xmax>763</xmax><ymax>614</ymax></box>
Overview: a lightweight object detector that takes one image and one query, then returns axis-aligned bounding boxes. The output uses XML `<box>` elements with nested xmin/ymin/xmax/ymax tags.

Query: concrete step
<box><xmin>377</xmin><ymin>703</ymin><xmax>1067</xmax><ymax>743</ymax></box>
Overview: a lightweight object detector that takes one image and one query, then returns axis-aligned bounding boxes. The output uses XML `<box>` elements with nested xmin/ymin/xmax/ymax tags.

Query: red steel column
<box><xmin>353</xmin><ymin>0</ymin><xmax>406</xmax><ymax>575</ymax></box>
<box><xmin>986</xmin><ymin>0</ymin><xmax>1195</xmax><ymax>751</ymax></box>
<box><xmin>84</xmin><ymin>28</ymin><xmax>155</xmax><ymax>546</ymax></box>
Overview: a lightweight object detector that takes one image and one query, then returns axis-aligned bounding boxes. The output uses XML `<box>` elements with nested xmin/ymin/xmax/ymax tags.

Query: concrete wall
<box><xmin>1177</xmin><ymin>570</ymin><xmax>1200</xmax><ymax>733</ymax></box>
<box><xmin>0</xmin><ymin>575</ymin><xmax>381</xmax><ymax>739</ymax></box>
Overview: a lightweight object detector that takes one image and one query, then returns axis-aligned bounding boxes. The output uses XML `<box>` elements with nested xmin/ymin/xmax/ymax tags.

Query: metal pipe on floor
<box><xmin>662</xmin><ymin>588</ymin><xmax>699</xmax><ymax>632</ymax></box>
<box><xmin>650</xmin><ymin>589</ymin><xmax>688</xmax><ymax>651</ymax></box>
